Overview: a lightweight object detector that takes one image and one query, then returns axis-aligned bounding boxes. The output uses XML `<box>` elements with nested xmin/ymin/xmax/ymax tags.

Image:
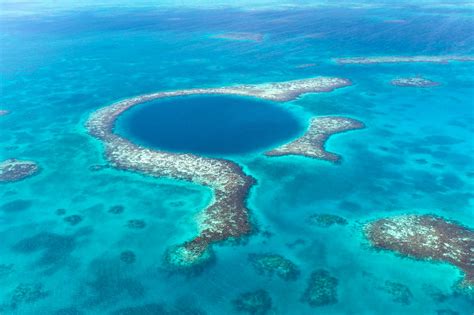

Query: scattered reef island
<box><xmin>0</xmin><ymin>159</ymin><xmax>39</xmax><ymax>182</ymax></box>
<box><xmin>364</xmin><ymin>214</ymin><xmax>474</xmax><ymax>289</ymax></box>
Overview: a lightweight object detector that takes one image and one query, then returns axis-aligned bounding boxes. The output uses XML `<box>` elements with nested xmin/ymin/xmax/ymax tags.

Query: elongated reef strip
<box><xmin>391</xmin><ymin>77</ymin><xmax>440</xmax><ymax>87</ymax></box>
<box><xmin>86</xmin><ymin>77</ymin><xmax>351</xmax><ymax>268</ymax></box>
<box><xmin>364</xmin><ymin>214</ymin><xmax>474</xmax><ymax>287</ymax></box>
<box><xmin>335</xmin><ymin>55</ymin><xmax>474</xmax><ymax>64</ymax></box>
<box><xmin>265</xmin><ymin>116</ymin><xmax>364</xmax><ymax>163</ymax></box>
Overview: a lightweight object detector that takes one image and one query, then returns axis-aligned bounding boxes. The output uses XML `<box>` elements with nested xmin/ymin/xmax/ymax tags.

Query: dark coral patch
<box><xmin>414</xmin><ymin>158</ymin><xmax>428</xmax><ymax>165</ymax></box>
<box><xmin>248</xmin><ymin>253</ymin><xmax>300</xmax><ymax>281</ymax></box>
<box><xmin>111</xmin><ymin>303</ymin><xmax>206</xmax><ymax>315</ymax></box>
<box><xmin>301</xmin><ymin>269</ymin><xmax>338</xmax><ymax>307</ymax></box>
<box><xmin>85</xmin><ymin>259</ymin><xmax>145</xmax><ymax>306</ymax></box>
<box><xmin>127</xmin><ymin>219</ymin><xmax>146</xmax><ymax>229</ymax></box>
<box><xmin>440</xmin><ymin>173</ymin><xmax>464</xmax><ymax>189</ymax></box>
<box><xmin>436</xmin><ymin>310</ymin><xmax>459</xmax><ymax>315</ymax></box>
<box><xmin>55</xmin><ymin>307</ymin><xmax>84</xmax><ymax>315</ymax></box>
<box><xmin>423</xmin><ymin>284</ymin><xmax>450</xmax><ymax>303</ymax></box>
<box><xmin>64</xmin><ymin>215</ymin><xmax>83</xmax><ymax>226</ymax></box>
<box><xmin>55</xmin><ymin>208</ymin><xmax>67</xmax><ymax>216</ymax></box>
<box><xmin>109</xmin><ymin>205</ymin><xmax>125</xmax><ymax>214</ymax></box>
<box><xmin>233</xmin><ymin>289</ymin><xmax>272</xmax><ymax>315</ymax></box>
<box><xmin>120</xmin><ymin>250</ymin><xmax>136</xmax><ymax>264</ymax></box>
<box><xmin>308</xmin><ymin>214</ymin><xmax>348</xmax><ymax>227</ymax></box>
<box><xmin>9</xmin><ymin>283</ymin><xmax>49</xmax><ymax>309</ymax></box>
<box><xmin>382</xmin><ymin>281</ymin><xmax>413</xmax><ymax>305</ymax></box>
<box><xmin>12</xmin><ymin>232</ymin><xmax>76</xmax><ymax>267</ymax></box>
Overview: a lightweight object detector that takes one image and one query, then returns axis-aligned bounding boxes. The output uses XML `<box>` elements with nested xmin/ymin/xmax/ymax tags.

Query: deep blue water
<box><xmin>0</xmin><ymin>2</ymin><xmax>473</xmax><ymax>315</ymax></box>
<box><xmin>117</xmin><ymin>95</ymin><xmax>303</xmax><ymax>155</ymax></box>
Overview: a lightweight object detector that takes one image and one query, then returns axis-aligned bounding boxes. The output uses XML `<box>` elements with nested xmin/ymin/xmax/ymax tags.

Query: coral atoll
<box><xmin>266</xmin><ymin>116</ymin><xmax>364</xmax><ymax>163</ymax></box>
<box><xmin>248</xmin><ymin>253</ymin><xmax>300</xmax><ymax>281</ymax></box>
<box><xmin>364</xmin><ymin>214</ymin><xmax>474</xmax><ymax>287</ymax></box>
<box><xmin>301</xmin><ymin>269</ymin><xmax>338</xmax><ymax>307</ymax></box>
<box><xmin>233</xmin><ymin>289</ymin><xmax>272</xmax><ymax>315</ymax></box>
<box><xmin>86</xmin><ymin>77</ymin><xmax>351</xmax><ymax>268</ymax></box>
<box><xmin>0</xmin><ymin>159</ymin><xmax>39</xmax><ymax>182</ymax></box>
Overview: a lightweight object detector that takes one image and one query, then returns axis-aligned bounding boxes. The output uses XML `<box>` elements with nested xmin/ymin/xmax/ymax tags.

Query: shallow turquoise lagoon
<box><xmin>0</xmin><ymin>2</ymin><xmax>473</xmax><ymax>315</ymax></box>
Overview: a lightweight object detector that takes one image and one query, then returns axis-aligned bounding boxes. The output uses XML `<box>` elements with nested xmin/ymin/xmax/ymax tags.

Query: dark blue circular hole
<box><xmin>117</xmin><ymin>95</ymin><xmax>303</xmax><ymax>156</ymax></box>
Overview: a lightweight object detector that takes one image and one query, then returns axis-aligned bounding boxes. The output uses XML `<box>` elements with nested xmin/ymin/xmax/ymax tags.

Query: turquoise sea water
<box><xmin>0</xmin><ymin>2</ymin><xmax>473</xmax><ymax>314</ymax></box>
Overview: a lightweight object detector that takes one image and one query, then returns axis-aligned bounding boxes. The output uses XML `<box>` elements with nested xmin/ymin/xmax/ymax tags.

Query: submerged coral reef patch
<box><xmin>266</xmin><ymin>116</ymin><xmax>364</xmax><ymax>163</ymax></box>
<box><xmin>7</xmin><ymin>283</ymin><xmax>49</xmax><ymax>310</ymax></box>
<box><xmin>0</xmin><ymin>159</ymin><xmax>39</xmax><ymax>182</ymax></box>
<box><xmin>301</xmin><ymin>269</ymin><xmax>339</xmax><ymax>307</ymax></box>
<box><xmin>391</xmin><ymin>77</ymin><xmax>440</xmax><ymax>87</ymax></box>
<box><xmin>248</xmin><ymin>253</ymin><xmax>300</xmax><ymax>281</ymax></box>
<box><xmin>233</xmin><ymin>289</ymin><xmax>272</xmax><ymax>315</ymax></box>
<box><xmin>381</xmin><ymin>281</ymin><xmax>413</xmax><ymax>305</ymax></box>
<box><xmin>364</xmin><ymin>214</ymin><xmax>474</xmax><ymax>288</ymax></box>
<box><xmin>86</xmin><ymin>77</ymin><xmax>351</xmax><ymax>269</ymax></box>
<box><xmin>307</xmin><ymin>214</ymin><xmax>348</xmax><ymax>227</ymax></box>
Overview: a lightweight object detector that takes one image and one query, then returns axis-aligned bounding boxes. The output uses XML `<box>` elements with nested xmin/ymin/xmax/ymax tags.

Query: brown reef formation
<box><xmin>391</xmin><ymin>77</ymin><xmax>440</xmax><ymax>87</ymax></box>
<box><xmin>0</xmin><ymin>159</ymin><xmax>39</xmax><ymax>183</ymax></box>
<box><xmin>335</xmin><ymin>55</ymin><xmax>474</xmax><ymax>65</ymax></box>
<box><xmin>248</xmin><ymin>253</ymin><xmax>300</xmax><ymax>281</ymax></box>
<box><xmin>308</xmin><ymin>213</ymin><xmax>348</xmax><ymax>227</ymax></box>
<box><xmin>85</xmin><ymin>77</ymin><xmax>351</xmax><ymax>268</ymax></box>
<box><xmin>364</xmin><ymin>214</ymin><xmax>474</xmax><ymax>288</ymax></box>
<box><xmin>301</xmin><ymin>269</ymin><xmax>339</xmax><ymax>307</ymax></box>
<box><xmin>265</xmin><ymin>116</ymin><xmax>364</xmax><ymax>163</ymax></box>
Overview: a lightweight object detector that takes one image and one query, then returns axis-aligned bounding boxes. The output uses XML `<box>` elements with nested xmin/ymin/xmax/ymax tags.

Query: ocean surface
<box><xmin>0</xmin><ymin>2</ymin><xmax>473</xmax><ymax>314</ymax></box>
